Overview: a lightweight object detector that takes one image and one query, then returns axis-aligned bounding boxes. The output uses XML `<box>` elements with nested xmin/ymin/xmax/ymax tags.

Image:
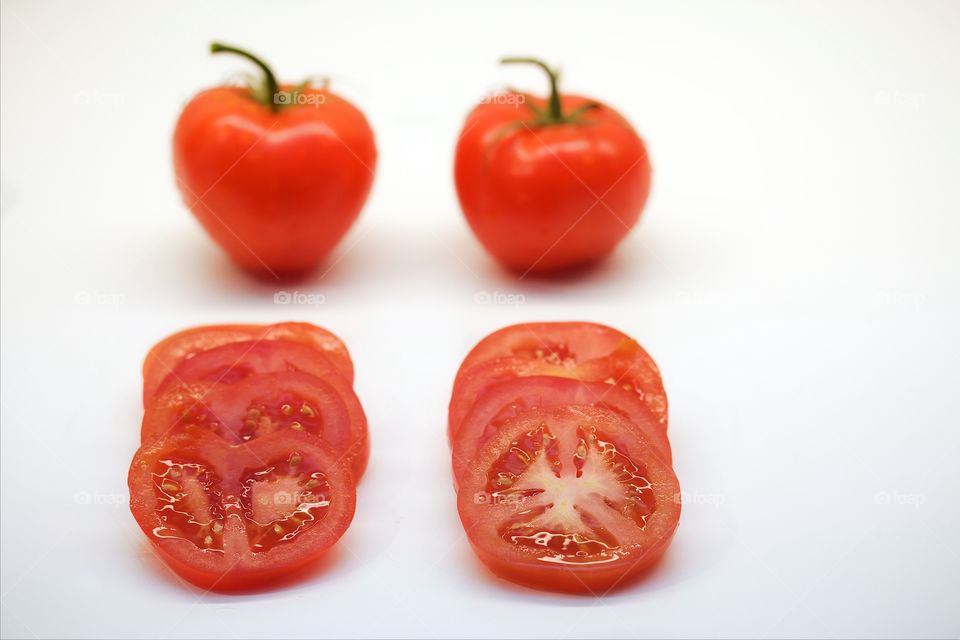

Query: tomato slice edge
<box><xmin>142</xmin><ymin>323</ymin><xmax>354</xmax><ymax>405</ymax></box>
<box><xmin>128</xmin><ymin>430</ymin><xmax>356</xmax><ymax>591</ymax></box>
<box><xmin>457</xmin><ymin>404</ymin><xmax>680</xmax><ymax>594</ymax></box>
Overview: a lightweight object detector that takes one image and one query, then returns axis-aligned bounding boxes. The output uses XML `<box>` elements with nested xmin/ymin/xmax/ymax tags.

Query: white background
<box><xmin>2</xmin><ymin>1</ymin><xmax>959</xmax><ymax>638</ymax></box>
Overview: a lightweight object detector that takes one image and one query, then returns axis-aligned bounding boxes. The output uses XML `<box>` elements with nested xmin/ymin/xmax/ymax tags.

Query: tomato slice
<box><xmin>457</xmin><ymin>404</ymin><xmax>680</xmax><ymax>594</ymax></box>
<box><xmin>452</xmin><ymin>376</ymin><xmax>671</xmax><ymax>489</ymax></box>
<box><xmin>152</xmin><ymin>340</ymin><xmax>349</xmax><ymax>400</ymax></box>
<box><xmin>449</xmin><ymin>344</ymin><xmax>667</xmax><ymax>440</ymax></box>
<box><xmin>456</xmin><ymin>321</ymin><xmax>652</xmax><ymax>380</ymax></box>
<box><xmin>142</xmin><ymin>371</ymin><xmax>369</xmax><ymax>478</ymax></box>
<box><xmin>142</xmin><ymin>323</ymin><xmax>353</xmax><ymax>404</ymax></box>
<box><xmin>128</xmin><ymin>430</ymin><xmax>355</xmax><ymax>591</ymax></box>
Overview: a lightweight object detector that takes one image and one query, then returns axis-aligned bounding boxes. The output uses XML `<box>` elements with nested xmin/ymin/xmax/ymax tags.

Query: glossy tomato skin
<box><xmin>457</xmin><ymin>405</ymin><xmax>680</xmax><ymax>594</ymax></box>
<box><xmin>142</xmin><ymin>322</ymin><xmax>354</xmax><ymax>404</ymax></box>
<box><xmin>455</xmin><ymin>93</ymin><xmax>651</xmax><ymax>273</ymax></box>
<box><xmin>128</xmin><ymin>430</ymin><xmax>356</xmax><ymax>592</ymax></box>
<box><xmin>174</xmin><ymin>86</ymin><xmax>376</xmax><ymax>275</ymax></box>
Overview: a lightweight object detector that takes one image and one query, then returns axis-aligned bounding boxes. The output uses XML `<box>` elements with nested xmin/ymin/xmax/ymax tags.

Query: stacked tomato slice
<box><xmin>449</xmin><ymin>322</ymin><xmax>681</xmax><ymax>594</ymax></box>
<box><xmin>128</xmin><ymin>322</ymin><xmax>367</xmax><ymax>591</ymax></box>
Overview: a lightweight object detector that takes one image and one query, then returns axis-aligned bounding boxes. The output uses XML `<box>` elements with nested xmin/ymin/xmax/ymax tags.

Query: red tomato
<box><xmin>457</xmin><ymin>405</ymin><xmax>680</xmax><ymax>594</ymax></box>
<box><xmin>142</xmin><ymin>322</ymin><xmax>353</xmax><ymax>404</ymax></box>
<box><xmin>173</xmin><ymin>43</ymin><xmax>376</xmax><ymax>275</ymax></box>
<box><xmin>449</xmin><ymin>322</ymin><xmax>666</xmax><ymax>437</ymax></box>
<box><xmin>452</xmin><ymin>376</ymin><xmax>670</xmax><ymax>488</ymax></box>
<box><xmin>142</xmin><ymin>371</ymin><xmax>369</xmax><ymax>478</ymax></box>
<box><xmin>457</xmin><ymin>321</ymin><xmax>648</xmax><ymax>377</ymax></box>
<box><xmin>153</xmin><ymin>339</ymin><xmax>350</xmax><ymax>398</ymax></box>
<box><xmin>128</xmin><ymin>430</ymin><xmax>355</xmax><ymax>591</ymax></box>
<box><xmin>454</xmin><ymin>58</ymin><xmax>651</xmax><ymax>274</ymax></box>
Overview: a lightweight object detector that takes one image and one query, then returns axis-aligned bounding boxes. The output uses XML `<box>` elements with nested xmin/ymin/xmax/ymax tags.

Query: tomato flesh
<box><xmin>129</xmin><ymin>431</ymin><xmax>355</xmax><ymax>591</ymax></box>
<box><xmin>452</xmin><ymin>376</ymin><xmax>670</xmax><ymax>489</ymax></box>
<box><xmin>142</xmin><ymin>323</ymin><xmax>354</xmax><ymax>404</ymax></box>
<box><xmin>457</xmin><ymin>405</ymin><xmax>680</xmax><ymax>594</ymax></box>
<box><xmin>449</xmin><ymin>322</ymin><xmax>666</xmax><ymax>437</ymax></box>
<box><xmin>457</xmin><ymin>322</ymin><xmax>641</xmax><ymax>376</ymax></box>
<box><xmin>152</xmin><ymin>340</ymin><xmax>348</xmax><ymax>398</ymax></box>
<box><xmin>142</xmin><ymin>371</ymin><xmax>368</xmax><ymax>478</ymax></box>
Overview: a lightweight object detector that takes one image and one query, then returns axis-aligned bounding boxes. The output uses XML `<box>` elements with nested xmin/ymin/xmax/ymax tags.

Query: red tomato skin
<box><xmin>142</xmin><ymin>322</ymin><xmax>354</xmax><ymax>405</ymax></box>
<box><xmin>173</xmin><ymin>86</ymin><xmax>376</xmax><ymax>275</ymax></box>
<box><xmin>454</xmin><ymin>93</ymin><xmax>651</xmax><ymax>273</ymax></box>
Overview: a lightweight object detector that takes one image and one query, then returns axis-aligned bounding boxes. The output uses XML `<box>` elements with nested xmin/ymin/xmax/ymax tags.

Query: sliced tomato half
<box><xmin>128</xmin><ymin>430</ymin><xmax>356</xmax><ymax>591</ymax></box>
<box><xmin>142</xmin><ymin>323</ymin><xmax>353</xmax><ymax>404</ymax></box>
<box><xmin>457</xmin><ymin>404</ymin><xmax>680</xmax><ymax>594</ymax></box>
<box><xmin>452</xmin><ymin>376</ymin><xmax>671</xmax><ymax>489</ymax></box>
<box><xmin>142</xmin><ymin>371</ymin><xmax>369</xmax><ymax>478</ymax></box>
<box><xmin>449</xmin><ymin>322</ymin><xmax>666</xmax><ymax>437</ymax></box>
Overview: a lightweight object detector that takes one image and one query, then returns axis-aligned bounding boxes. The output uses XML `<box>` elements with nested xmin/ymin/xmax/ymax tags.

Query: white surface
<box><xmin>2</xmin><ymin>1</ymin><xmax>959</xmax><ymax>638</ymax></box>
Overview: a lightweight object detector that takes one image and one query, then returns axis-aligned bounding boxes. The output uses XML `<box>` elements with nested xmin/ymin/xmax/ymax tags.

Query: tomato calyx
<box><xmin>500</xmin><ymin>57</ymin><xmax>600</xmax><ymax>126</ymax></box>
<box><xmin>210</xmin><ymin>41</ymin><xmax>314</xmax><ymax>113</ymax></box>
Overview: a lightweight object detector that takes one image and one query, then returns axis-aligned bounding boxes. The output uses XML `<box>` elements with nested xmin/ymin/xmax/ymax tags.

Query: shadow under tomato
<box><xmin>176</xmin><ymin>222</ymin><xmax>376</xmax><ymax>290</ymax></box>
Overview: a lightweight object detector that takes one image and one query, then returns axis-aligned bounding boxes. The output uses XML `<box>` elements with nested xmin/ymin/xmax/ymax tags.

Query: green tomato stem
<box><xmin>211</xmin><ymin>42</ymin><xmax>280</xmax><ymax>112</ymax></box>
<box><xmin>501</xmin><ymin>57</ymin><xmax>563</xmax><ymax>122</ymax></box>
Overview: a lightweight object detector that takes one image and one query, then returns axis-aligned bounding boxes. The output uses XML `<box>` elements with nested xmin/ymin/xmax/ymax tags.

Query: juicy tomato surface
<box><xmin>449</xmin><ymin>322</ymin><xmax>666</xmax><ymax>437</ymax></box>
<box><xmin>457</xmin><ymin>404</ymin><xmax>680</xmax><ymax>594</ymax></box>
<box><xmin>454</xmin><ymin>59</ymin><xmax>650</xmax><ymax>274</ymax></box>
<box><xmin>142</xmin><ymin>322</ymin><xmax>353</xmax><ymax>404</ymax></box>
<box><xmin>142</xmin><ymin>371</ymin><xmax>368</xmax><ymax>478</ymax></box>
<box><xmin>452</xmin><ymin>376</ymin><xmax>670</xmax><ymax>488</ymax></box>
<box><xmin>129</xmin><ymin>430</ymin><xmax>355</xmax><ymax>591</ymax></box>
<box><xmin>174</xmin><ymin>44</ymin><xmax>376</xmax><ymax>276</ymax></box>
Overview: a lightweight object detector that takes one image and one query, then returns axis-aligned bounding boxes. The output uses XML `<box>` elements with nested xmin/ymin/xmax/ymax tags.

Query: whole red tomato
<box><xmin>454</xmin><ymin>58</ymin><xmax>651</xmax><ymax>274</ymax></box>
<box><xmin>174</xmin><ymin>43</ymin><xmax>376</xmax><ymax>276</ymax></box>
